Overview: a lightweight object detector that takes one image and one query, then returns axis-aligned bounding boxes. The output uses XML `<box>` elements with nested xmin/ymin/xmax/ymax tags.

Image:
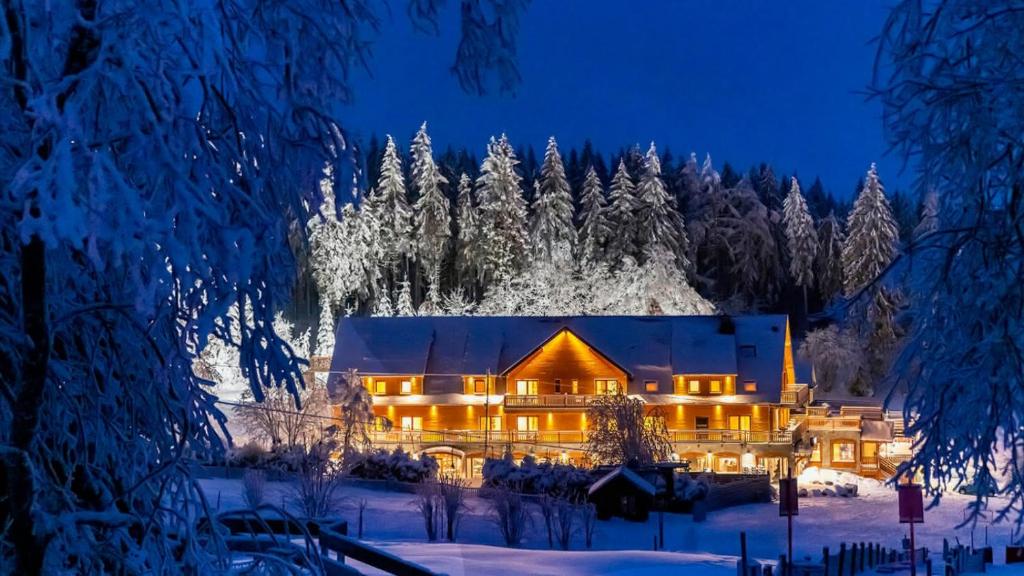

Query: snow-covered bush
<box><xmin>242</xmin><ymin>470</ymin><xmax>267</xmax><ymax>509</ymax></box>
<box><xmin>676</xmin><ymin>473</ymin><xmax>711</xmax><ymax>502</ymax></box>
<box><xmin>349</xmin><ymin>448</ymin><xmax>439</xmax><ymax>483</ymax></box>
<box><xmin>415</xmin><ymin>482</ymin><xmax>443</xmax><ymax>542</ymax></box>
<box><xmin>489</xmin><ymin>485</ymin><xmax>533</xmax><ymax>547</ymax></box>
<box><xmin>482</xmin><ymin>453</ymin><xmax>591</xmax><ymax>500</ymax></box>
<box><xmin>291</xmin><ymin>442</ymin><xmax>345</xmax><ymax>519</ymax></box>
<box><xmin>229</xmin><ymin>442</ymin><xmax>268</xmax><ymax>469</ymax></box>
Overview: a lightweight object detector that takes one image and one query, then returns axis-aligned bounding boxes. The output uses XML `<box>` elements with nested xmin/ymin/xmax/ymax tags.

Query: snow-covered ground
<box><xmin>199</xmin><ymin>476</ymin><xmax>1024</xmax><ymax>575</ymax></box>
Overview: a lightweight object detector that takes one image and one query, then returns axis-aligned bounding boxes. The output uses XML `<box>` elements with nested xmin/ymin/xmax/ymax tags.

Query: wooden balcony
<box><xmin>503</xmin><ymin>394</ymin><xmax>598</xmax><ymax>410</ymax></box>
<box><xmin>367</xmin><ymin>428</ymin><xmax>792</xmax><ymax>448</ymax></box>
<box><xmin>805</xmin><ymin>415</ymin><xmax>862</xmax><ymax>432</ymax></box>
<box><xmin>780</xmin><ymin>384</ymin><xmax>810</xmax><ymax>405</ymax></box>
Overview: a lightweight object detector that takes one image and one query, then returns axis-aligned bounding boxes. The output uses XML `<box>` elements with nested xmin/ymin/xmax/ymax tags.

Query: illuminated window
<box><xmin>400</xmin><ymin>380</ymin><xmax>413</xmax><ymax>395</ymax></box>
<box><xmin>400</xmin><ymin>416</ymin><xmax>423</xmax><ymax>430</ymax></box>
<box><xmin>743</xmin><ymin>381</ymin><xmax>757</xmax><ymax>392</ymax></box>
<box><xmin>473</xmin><ymin>379</ymin><xmax>487</xmax><ymax>394</ymax></box>
<box><xmin>728</xmin><ymin>415</ymin><xmax>751</xmax><ymax>431</ymax></box>
<box><xmin>571</xmin><ymin>380</ymin><xmax>579</xmax><ymax>394</ymax></box>
<box><xmin>596</xmin><ymin>379</ymin><xmax>620</xmax><ymax>395</ymax></box>
<box><xmin>709</xmin><ymin>380</ymin><xmax>722</xmax><ymax>394</ymax></box>
<box><xmin>832</xmin><ymin>441</ymin><xmax>856</xmax><ymax>463</ymax></box>
<box><xmin>479</xmin><ymin>416</ymin><xmax>501</xmax><ymax>431</ymax></box>
<box><xmin>688</xmin><ymin>380</ymin><xmax>701</xmax><ymax>394</ymax></box>
<box><xmin>645</xmin><ymin>380</ymin><xmax>658</xmax><ymax>392</ymax></box>
<box><xmin>516</xmin><ymin>416</ymin><xmax>538</xmax><ymax>431</ymax></box>
<box><xmin>516</xmin><ymin>380</ymin><xmax>538</xmax><ymax>395</ymax></box>
<box><xmin>374</xmin><ymin>380</ymin><xmax>386</xmax><ymax>395</ymax></box>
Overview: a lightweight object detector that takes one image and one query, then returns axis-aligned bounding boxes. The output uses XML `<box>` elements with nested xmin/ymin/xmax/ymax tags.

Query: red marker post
<box><xmin>779</xmin><ymin>468</ymin><xmax>799</xmax><ymax>575</ymax></box>
<box><xmin>898</xmin><ymin>483</ymin><xmax>924</xmax><ymax>576</ymax></box>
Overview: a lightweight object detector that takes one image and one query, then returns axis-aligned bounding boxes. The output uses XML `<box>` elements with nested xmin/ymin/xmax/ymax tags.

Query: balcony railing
<box><xmin>805</xmin><ymin>415</ymin><xmax>862</xmax><ymax>431</ymax></box>
<box><xmin>503</xmin><ymin>394</ymin><xmax>598</xmax><ymax>409</ymax></box>
<box><xmin>780</xmin><ymin>384</ymin><xmax>810</xmax><ymax>405</ymax></box>
<box><xmin>367</xmin><ymin>428</ymin><xmax>792</xmax><ymax>447</ymax></box>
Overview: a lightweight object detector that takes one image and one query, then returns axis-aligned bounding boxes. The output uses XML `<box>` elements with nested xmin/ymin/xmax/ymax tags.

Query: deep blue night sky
<box><xmin>344</xmin><ymin>1</ymin><xmax>908</xmax><ymax>196</ymax></box>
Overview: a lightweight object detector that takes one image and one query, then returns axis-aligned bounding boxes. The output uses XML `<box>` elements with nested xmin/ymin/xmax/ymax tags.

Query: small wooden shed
<box><xmin>588</xmin><ymin>466</ymin><xmax>656</xmax><ymax>522</ymax></box>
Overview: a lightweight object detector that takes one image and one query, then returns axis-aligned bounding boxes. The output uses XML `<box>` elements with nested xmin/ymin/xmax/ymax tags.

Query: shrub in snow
<box><xmin>676</xmin><ymin>473</ymin><xmax>711</xmax><ymax>502</ymax></box>
<box><xmin>580</xmin><ymin>502</ymin><xmax>598</xmax><ymax>549</ymax></box>
<box><xmin>291</xmin><ymin>442</ymin><xmax>345</xmax><ymax>519</ymax></box>
<box><xmin>242</xmin><ymin>469</ymin><xmax>267</xmax><ymax>509</ymax></box>
<box><xmin>349</xmin><ymin>448</ymin><xmax>439</xmax><ymax>483</ymax></box>
<box><xmin>554</xmin><ymin>499</ymin><xmax>577</xmax><ymax>551</ymax></box>
<box><xmin>489</xmin><ymin>484</ymin><xmax>533</xmax><ymax>548</ymax></box>
<box><xmin>229</xmin><ymin>442</ymin><xmax>267</xmax><ymax>468</ymax></box>
<box><xmin>415</xmin><ymin>482</ymin><xmax>443</xmax><ymax>542</ymax></box>
<box><xmin>482</xmin><ymin>453</ymin><xmax>591</xmax><ymax>500</ymax></box>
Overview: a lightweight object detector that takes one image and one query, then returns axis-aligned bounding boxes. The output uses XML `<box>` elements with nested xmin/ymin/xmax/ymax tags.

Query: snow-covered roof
<box><xmin>860</xmin><ymin>419</ymin><xmax>894</xmax><ymax>442</ymax></box>
<box><xmin>331</xmin><ymin>315</ymin><xmax>791</xmax><ymax>402</ymax></box>
<box><xmin>588</xmin><ymin>466</ymin><xmax>657</xmax><ymax>497</ymax></box>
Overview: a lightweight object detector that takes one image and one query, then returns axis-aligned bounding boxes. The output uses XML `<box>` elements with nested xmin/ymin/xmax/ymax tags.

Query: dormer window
<box><xmin>743</xmin><ymin>380</ymin><xmax>757</xmax><ymax>392</ymax></box>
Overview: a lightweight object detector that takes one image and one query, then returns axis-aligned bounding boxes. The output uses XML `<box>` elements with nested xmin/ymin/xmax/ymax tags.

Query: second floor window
<box><xmin>400</xmin><ymin>380</ymin><xmax>413</xmax><ymax>395</ymax></box>
<box><xmin>473</xmin><ymin>379</ymin><xmax>487</xmax><ymax>394</ymax></box>
<box><xmin>374</xmin><ymin>380</ymin><xmax>386</xmax><ymax>395</ymax></box>
<box><xmin>709</xmin><ymin>380</ymin><xmax>722</xmax><ymax>394</ymax></box>
<box><xmin>695</xmin><ymin>416</ymin><xmax>709</xmax><ymax>430</ymax></box>
<box><xmin>644</xmin><ymin>380</ymin><xmax>658</xmax><ymax>392</ymax></box>
<box><xmin>515</xmin><ymin>379</ymin><xmax>538</xmax><ymax>395</ymax></box>
<box><xmin>688</xmin><ymin>380</ymin><xmax>701</xmax><ymax>394</ymax></box>
<box><xmin>728</xmin><ymin>415</ymin><xmax>751</xmax><ymax>431</ymax></box>
<box><xmin>400</xmin><ymin>416</ymin><xmax>423</xmax><ymax>430</ymax></box>
<box><xmin>743</xmin><ymin>380</ymin><xmax>757</xmax><ymax>392</ymax></box>
<box><xmin>596</xmin><ymin>379</ymin><xmax>620</xmax><ymax>395</ymax></box>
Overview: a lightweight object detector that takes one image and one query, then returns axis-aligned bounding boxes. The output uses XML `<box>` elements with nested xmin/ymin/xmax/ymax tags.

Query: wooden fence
<box><xmin>205</xmin><ymin>509</ymin><xmax>444</xmax><ymax>576</ymax></box>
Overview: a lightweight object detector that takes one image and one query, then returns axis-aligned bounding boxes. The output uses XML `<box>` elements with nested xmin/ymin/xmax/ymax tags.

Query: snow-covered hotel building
<box><xmin>325</xmin><ymin>315</ymin><xmax>908</xmax><ymax>479</ymax></box>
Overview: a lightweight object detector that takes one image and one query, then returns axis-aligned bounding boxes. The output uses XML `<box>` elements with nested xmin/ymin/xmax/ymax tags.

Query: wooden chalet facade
<box><xmin>325</xmin><ymin>315</ymin><xmax>907</xmax><ymax>479</ymax></box>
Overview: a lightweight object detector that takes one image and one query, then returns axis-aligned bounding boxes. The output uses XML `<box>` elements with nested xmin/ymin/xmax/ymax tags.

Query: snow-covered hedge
<box><xmin>482</xmin><ymin>454</ymin><xmax>592</xmax><ymax>499</ymax></box>
<box><xmin>349</xmin><ymin>448</ymin><xmax>439</xmax><ymax>483</ymax></box>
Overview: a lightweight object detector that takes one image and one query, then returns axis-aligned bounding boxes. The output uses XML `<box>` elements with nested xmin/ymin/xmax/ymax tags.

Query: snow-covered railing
<box><xmin>367</xmin><ymin>428</ymin><xmax>792</xmax><ymax>447</ymax></box>
<box><xmin>667</xmin><ymin>429</ymin><xmax>792</xmax><ymax>444</ymax></box>
<box><xmin>779</xmin><ymin>384</ymin><xmax>810</xmax><ymax>405</ymax></box>
<box><xmin>805</xmin><ymin>415</ymin><xmax>862</xmax><ymax>431</ymax></box>
<box><xmin>503</xmin><ymin>394</ymin><xmax>597</xmax><ymax>409</ymax></box>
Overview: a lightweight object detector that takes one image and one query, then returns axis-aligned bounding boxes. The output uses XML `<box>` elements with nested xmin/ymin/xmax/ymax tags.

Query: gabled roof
<box><xmin>330</xmin><ymin>315</ymin><xmax>792</xmax><ymax>402</ymax></box>
<box><xmin>588</xmin><ymin>466</ymin><xmax>656</xmax><ymax>497</ymax></box>
<box><xmin>500</xmin><ymin>327</ymin><xmax>633</xmax><ymax>378</ymax></box>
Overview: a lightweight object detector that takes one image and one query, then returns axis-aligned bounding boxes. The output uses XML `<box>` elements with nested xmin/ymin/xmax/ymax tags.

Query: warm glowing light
<box><xmin>430</xmin><ymin>405</ymin><xmax>438</xmax><ymax>416</ymax></box>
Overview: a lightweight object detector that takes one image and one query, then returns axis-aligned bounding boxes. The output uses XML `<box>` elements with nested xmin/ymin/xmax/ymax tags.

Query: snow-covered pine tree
<box><xmin>815</xmin><ymin>212</ymin><xmax>846</xmax><ymax>303</ymax></box>
<box><xmin>455</xmin><ymin>173</ymin><xmax>480</xmax><ymax>291</ymax></box>
<box><xmin>476</xmin><ymin>135</ymin><xmax>530</xmax><ymax>284</ymax></box>
<box><xmin>316</xmin><ymin>302</ymin><xmax>336</xmax><ymax>357</ymax></box>
<box><xmin>913</xmin><ymin>190</ymin><xmax>939</xmax><ymax>240</ymax></box>
<box><xmin>700</xmin><ymin>153</ymin><xmax>722</xmax><ymax>192</ymax></box>
<box><xmin>396</xmin><ymin>278</ymin><xmax>416</xmax><ymax>316</ymax></box>
<box><xmin>577</xmin><ymin>166</ymin><xmax>612</xmax><ymax>265</ymax></box>
<box><xmin>530</xmin><ymin>136</ymin><xmax>577</xmax><ymax>261</ymax></box>
<box><xmin>373</xmin><ymin>286</ymin><xmax>395</xmax><ymax>317</ymax></box>
<box><xmin>411</xmin><ymin>122</ymin><xmax>451</xmax><ymax>287</ymax></box>
<box><xmin>373</xmin><ymin>135</ymin><xmax>416</xmax><ymax>272</ymax></box>
<box><xmin>637</xmin><ymin>142</ymin><xmax>688</xmax><ymax>269</ymax></box>
<box><xmin>605</xmin><ymin>159</ymin><xmax>641</xmax><ymax>264</ymax></box>
<box><xmin>782</xmin><ymin>177</ymin><xmax>819</xmax><ymax>304</ymax></box>
<box><xmin>309</xmin><ymin>199</ymin><xmax>382</xmax><ymax>313</ymax></box>
<box><xmin>841</xmin><ymin>163</ymin><xmax>899</xmax><ymax>295</ymax></box>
